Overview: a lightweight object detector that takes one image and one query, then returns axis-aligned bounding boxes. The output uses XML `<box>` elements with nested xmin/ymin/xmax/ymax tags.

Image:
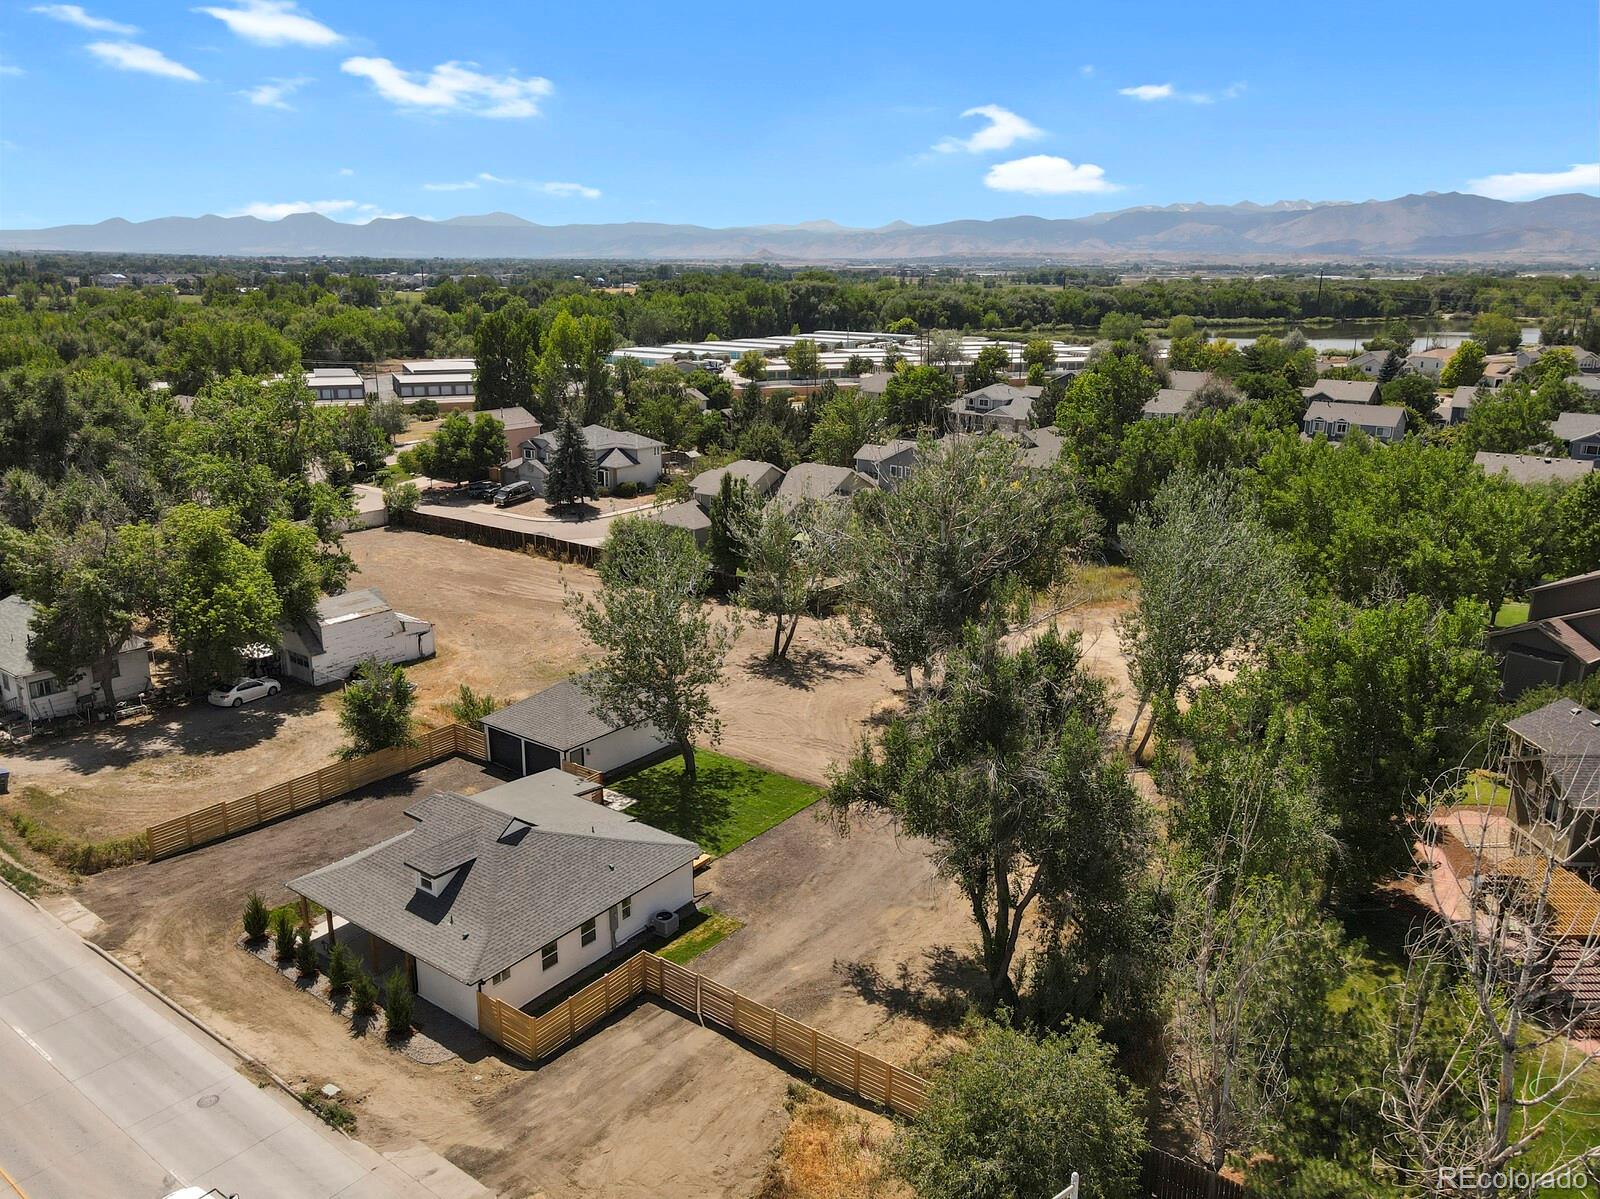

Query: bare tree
<box><xmin>1383</xmin><ymin>722</ymin><xmax>1600</xmax><ymax>1197</ymax></box>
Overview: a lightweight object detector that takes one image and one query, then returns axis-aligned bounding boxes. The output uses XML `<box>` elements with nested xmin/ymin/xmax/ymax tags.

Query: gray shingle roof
<box><xmin>1142</xmin><ymin>388</ymin><xmax>1191</xmax><ymax>418</ymax></box>
<box><xmin>1303</xmin><ymin>401</ymin><xmax>1407</xmax><ymax>433</ymax></box>
<box><xmin>1474</xmin><ymin>452</ymin><xmax>1593</xmax><ymax>486</ymax></box>
<box><xmin>854</xmin><ymin>438</ymin><xmax>917</xmax><ymax>464</ymax></box>
<box><xmin>0</xmin><ymin>593</ymin><xmax>148</xmax><ymax>680</ymax></box>
<box><xmin>1554</xmin><ymin>412</ymin><xmax>1600</xmax><ymax>442</ymax></box>
<box><xmin>1303</xmin><ymin>379</ymin><xmax>1381</xmax><ymax>405</ymax></box>
<box><xmin>1506</xmin><ymin>700</ymin><xmax>1600</xmax><ymax>811</ymax></box>
<box><xmin>482</xmin><ymin>676</ymin><xmax>627</xmax><ymax>751</ymax></box>
<box><xmin>692</xmin><ymin>459</ymin><xmax>785</xmax><ymax>499</ymax></box>
<box><xmin>774</xmin><ymin>462</ymin><xmax>867</xmax><ymax>507</ymax></box>
<box><xmin>290</xmin><ymin>773</ymin><xmax>699</xmax><ymax>983</ymax></box>
<box><xmin>1166</xmin><ymin>370</ymin><xmax>1214</xmax><ymax>392</ymax></box>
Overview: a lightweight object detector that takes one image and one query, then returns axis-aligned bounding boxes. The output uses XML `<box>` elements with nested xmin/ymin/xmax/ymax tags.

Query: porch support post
<box><xmin>297</xmin><ymin>896</ymin><xmax>310</xmax><ymax>929</ymax></box>
<box><xmin>325</xmin><ymin>909</ymin><xmax>335</xmax><ymax>945</ymax></box>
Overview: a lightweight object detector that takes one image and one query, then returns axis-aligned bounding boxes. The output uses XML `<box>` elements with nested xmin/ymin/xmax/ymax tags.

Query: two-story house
<box><xmin>1502</xmin><ymin>698</ymin><xmax>1600</xmax><ymax>869</ymax></box>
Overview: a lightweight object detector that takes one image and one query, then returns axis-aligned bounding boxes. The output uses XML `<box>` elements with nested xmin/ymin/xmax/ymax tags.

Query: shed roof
<box><xmin>482</xmin><ymin>675</ymin><xmax>627</xmax><ymax>751</ymax></box>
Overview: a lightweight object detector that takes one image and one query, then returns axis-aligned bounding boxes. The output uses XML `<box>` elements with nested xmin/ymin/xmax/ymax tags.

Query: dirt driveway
<box><xmin>71</xmin><ymin>760</ymin><xmax>971</xmax><ymax>1198</ymax></box>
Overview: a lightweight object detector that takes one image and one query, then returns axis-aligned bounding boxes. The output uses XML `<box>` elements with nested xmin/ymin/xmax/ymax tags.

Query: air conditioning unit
<box><xmin>651</xmin><ymin>910</ymin><xmax>680</xmax><ymax>938</ymax></box>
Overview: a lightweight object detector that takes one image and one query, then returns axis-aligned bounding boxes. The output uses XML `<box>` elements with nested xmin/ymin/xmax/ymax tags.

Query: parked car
<box><xmin>206</xmin><ymin>677</ymin><xmax>281</xmax><ymax>708</ymax></box>
<box><xmin>465</xmin><ymin>479</ymin><xmax>497</xmax><ymax>499</ymax></box>
<box><xmin>493</xmin><ymin>480</ymin><xmax>534</xmax><ymax>507</ymax></box>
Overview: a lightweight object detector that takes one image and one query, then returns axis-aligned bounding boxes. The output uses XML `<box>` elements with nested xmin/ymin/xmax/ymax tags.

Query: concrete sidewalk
<box><xmin>0</xmin><ymin>885</ymin><xmax>489</xmax><ymax>1199</ymax></box>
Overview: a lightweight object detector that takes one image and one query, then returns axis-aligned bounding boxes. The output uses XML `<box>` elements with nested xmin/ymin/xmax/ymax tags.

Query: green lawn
<box><xmin>1495</xmin><ymin>600</ymin><xmax>1530</xmax><ymax>628</ymax></box>
<box><xmin>658</xmin><ymin>909</ymin><xmax>744</xmax><ymax>965</ymax></box>
<box><xmin>1458</xmin><ymin>771</ymin><xmax>1511</xmax><ymax>810</ymax></box>
<box><xmin>613</xmin><ymin>749</ymin><xmax>820</xmax><ymax>856</ymax></box>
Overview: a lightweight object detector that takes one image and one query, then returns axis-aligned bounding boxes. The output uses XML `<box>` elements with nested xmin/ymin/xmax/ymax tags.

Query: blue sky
<box><xmin>2</xmin><ymin>0</ymin><xmax>1596</xmax><ymax>229</ymax></box>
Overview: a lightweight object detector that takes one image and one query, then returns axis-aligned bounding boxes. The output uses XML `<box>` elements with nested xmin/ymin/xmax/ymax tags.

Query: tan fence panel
<box><xmin>147</xmin><ymin>723</ymin><xmax>485</xmax><ymax>860</ymax></box>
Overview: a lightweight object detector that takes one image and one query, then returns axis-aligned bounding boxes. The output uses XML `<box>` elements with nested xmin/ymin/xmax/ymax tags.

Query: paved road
<box><xmin>0</xmin><ymin>886</ymin><xmax>475</xmax><ymax>1199</ymax></box>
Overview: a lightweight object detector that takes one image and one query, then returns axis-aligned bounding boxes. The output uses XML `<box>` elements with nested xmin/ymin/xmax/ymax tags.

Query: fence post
<box><xmin>810</xmin><ymin>1026</ymin><xmax>818</xmax><ymax>1074</ymax></box>
<box><xmin>183</xmin><ymin>812</ymin><xmax>195</xmax><ymax>851</ymax></box>
<box><xmin>885</xmin><ymin>1064</ymin><xmax>895</xmax><ymax>1113</ymax></box>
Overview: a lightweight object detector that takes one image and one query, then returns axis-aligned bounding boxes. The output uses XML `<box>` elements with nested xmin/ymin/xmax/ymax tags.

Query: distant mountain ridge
<box><xmin>3</xmin><ymin>192</ymin><xmax>1596</xmax><ymax>263</ymax></box>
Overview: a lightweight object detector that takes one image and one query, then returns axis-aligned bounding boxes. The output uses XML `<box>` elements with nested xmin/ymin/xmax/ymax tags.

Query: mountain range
<box><xmin>3</xmin><ymin>192</ymin><xmax>1597</xmax><ymax>263</ymax></box>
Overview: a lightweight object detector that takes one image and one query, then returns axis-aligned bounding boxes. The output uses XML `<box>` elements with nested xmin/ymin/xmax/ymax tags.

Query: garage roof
<box><xmin>482</xmin><ymin>675</ymin><xmax>628</xmax><ymax>751</ymax></box>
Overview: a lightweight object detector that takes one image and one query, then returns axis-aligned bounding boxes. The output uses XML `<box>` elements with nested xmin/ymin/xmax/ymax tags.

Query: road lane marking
<box><xmin>9</xmin><ymin>1024</ymin><xmax>51</xmax><ymax>1063</ymax></box>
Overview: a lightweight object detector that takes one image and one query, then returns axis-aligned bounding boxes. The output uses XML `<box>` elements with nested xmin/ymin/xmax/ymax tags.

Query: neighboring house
<box><xmin>1481</xmin><ymin>355</ymin><xmax>1519</xmax><ymax>389</ymax></box>
<box><xmin>304</xmin><ymin>368</ymin><xmax>366</xmax><ymax>405</ymax></box>
<box><xmin>1439</xmin><ymin>386</ymin><xmax>1480</xmax><ymax>426</ymax></box>
<box><xmin>1141</xmin><ymin>388</ymin><xmax>1192</xmax><ymax>419</ymax></box>
<box><xmin>1302</xmin><ymin>401</ymin><xmax>1407</xmax><ymax>443</ymax></box>
<box><xmin>1021</xmin><ymin>426</ymin><xmax>1065</xmax><ymax>469</ymax></box>
<box><xmin>691</xmin><ymin>459</ymin><xmax>785</xmax><ymax>510</ymax></box>
<box><xmin>482</xmin><ymin>675</ymin><xmax>671</xmax><ymax>779</ymax></box>
<box><xmin>1520</xmin><ymin>345</ymin><xmax>1600</xmax><ymax>375</ymax></box>
<box><xmin>391</xmin><ymin>358</ymin><xmax>478</xmax><ymax>405</ymax></box>
<box><xmin>949</xmin><ymin>383</ymin><xmax>1042</xmax><ymax>433</ymax></box>
<box><xmin>278</xmin><ymin>588</ymin><xmax>435</xmax><ymax>686</ymax></box>
<box><xmin>773</xmin><ymin>462</ymin><xmax>871</xmax><ymax>510</ymax></box>
<box><xmin>684</xmin><ymin>387</ymin><xmax>712</xmax><ymax>412</ymax></box>
<box><xmin>1166</xmin><ymin>370</ymin><xmax>1214</xmax><ymax>393</ymax></box>
<box><xmin>639</xmin><ymin>499</ymin><xmax>711</xmax><ymax>547</ymax></box>
<box><xmin>1474</xmin><ymin>452</ymin><xmax>1594</xmax><ymax>487</ymax></box>
<box><xmin>1501</xmin><ymin>698</ymin><xmax>1600</xmax><ymax>868</ymax></box>
<box><xmin>1488</xmin><ymin>571</ymin><xmax>1600</xmax><ymax>699</ymax></box>
<box><xmin>853</xmin><ymin>371</ymin><xmax>895</xmax><ymax>397</ymax></box>
<box><xmin>0</xmin><ymin>595</ymin><xmax>151</xmax><ymax>723</ymax></box>
<box><xmin>854</xmin><ymin>438</ymin><xmax>919</xmax><ymax>489</ymax></box>
<box><xmin>526</xmin><ymin>425</ymin><xmax>664</xmax><ymax>492</ymax></box>
<box><xmin>1553</xmin><ymin>412</ymin><xmax>1600</xmax><ymax>463</ymax></box>
<box><xmin>498</xmin><ymin>453</ymin><xmax>550</xmax><ymax>493</ymax></box>
<box><xmin>1404</xmin><ymin>347</ymin><xmax>1455</xmax><ymax>380</ymax></box>
<box><xmin>477</xmin><ymin>407</ymin><xmax>541</xmax><ymax>461</ymax></box>
<box><xmin>1302</xmin><ymin>379</ymin><xmax>1382</xmax><ymax>406</ymax></box>
<box><xmin>288</xmin><ymin>770</ymin><xmax>699</xmax><ymax>1029</ymax></box>
<box><xmin>1345</xmin><ymin>350</ymin><xmax>1391</xmax><ymax>378</ymax></box>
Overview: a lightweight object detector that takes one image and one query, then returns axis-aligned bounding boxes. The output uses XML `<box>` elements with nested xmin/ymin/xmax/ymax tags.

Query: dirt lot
<box><xmin>70</xmin><ymin>757</ymin><xmax>972</xmax><ymax>1198</ymax></box>
<box><xmin>3</xmin><ymin>528</ymin><xmax>905</xmax><ymax>840</ymax></box>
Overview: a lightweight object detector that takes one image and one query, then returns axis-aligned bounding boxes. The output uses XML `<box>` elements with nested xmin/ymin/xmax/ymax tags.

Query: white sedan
<box><xmin>206</xmin><ymin>677</ymin><xmax>281</xmax><ymax>708</ymax></box>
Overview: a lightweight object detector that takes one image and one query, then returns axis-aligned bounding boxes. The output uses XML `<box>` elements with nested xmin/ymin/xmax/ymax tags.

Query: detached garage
<box><xmin>482</xmin><ymin>675</ymin><xmax>672</xmax><ymax>781</ymax></box>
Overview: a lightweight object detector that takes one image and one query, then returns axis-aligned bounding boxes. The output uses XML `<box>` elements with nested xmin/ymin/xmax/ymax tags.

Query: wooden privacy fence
<box><xmin>1141</xmin><ymin>1148</ymin><xmax>1245</xmax><ymax>1199</ymax></box>
<box><xmin>146</xmin><ymin>723</ymin><xmax>487</xmax><ymax>860</ymax></box>
<box><xmin>397</xmin><ymin>509</ymin><xmax>600</xmax><ymax>567</ymax></box>
<box><xmin>476</xmin><ymin>950</ymin><xmax>930</xmax><ymax>1118</ymax></box>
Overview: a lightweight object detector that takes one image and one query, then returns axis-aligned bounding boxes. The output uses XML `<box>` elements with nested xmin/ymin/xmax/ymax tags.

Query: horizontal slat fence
<box><xmin>475</xmin><ymin>950</ymin><xmax>929</xmax><ymax>1118</ymax></box>
<box><xmin>1140</xmin><ymin>1148</ymin><xmax>1246</xmax><ymax>1199</ymax></box>
<box><xmin>147</xmin><ymin>723</ymin><xmax>486</xmax><ymax>860</ymax></box>
<box><xmin>397</xmin><ymin>509</ymin><xmax>600</xmax><ymax>567</ymax></box>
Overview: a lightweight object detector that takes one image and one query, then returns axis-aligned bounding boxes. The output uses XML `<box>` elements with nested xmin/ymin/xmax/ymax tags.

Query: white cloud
<box><xmin>1467</xmin><ymin>162</ymin><xmax>1600</xmax><ymax>201</ymax></box>
<box><xmin>983</xmin><ymin>154</ymin><xmax>1120</xmax><ymax>196</ymax></box>
<box><xmin>232</xmin><ymin>199</ymin><xmax>408</xmax><ymax>221</ymax></box>
<box><xmin>934</xmin><ymin>104</ymin><xmax>1043</xmax><ymax>154</ymax></box>
<box><xmin>86</xmin><ymin>41</ymin><xmax>202</xmax><ymax>81</ymax></box>
<box><xmin>241</xmin><ymin>76</ymin><xmax>308</xmax><ymax>109</ymax></box>
<box><xmin>195</xmin><ymin>0</ymin><xmax>340</xmax><ymax>47</ymax></box>
<box><xmin>337</xmin><ymin>166</ymin><xmax>354</xmax><ymax>176</ymax></box>
<box><xmin>1119</xmin><ymin>81</ymin><xmax>1235</xmax><ymax>104</ymax></box>
<box><xmin>536</xmin><ymin>180</ymin><xmax>600</xmax><ymax>199</ymax></box>
<box><xmin>0</xmin><ymin>64</ymin><xmax>25</xmax><ymax>77</ymax></box>
<box><xmin>1079</xmin><ymin>64</ymin><xmax>1095</xmax><ymax>77</ymax></box>
<box><xmin>30</xmin><ymin>4</ymin><xmax>135</xmax><ymax>34</ymax></box>
<box><xmin>424</xmin><ymin>172</ymin><xmax>600</xmax><ymax>198</ymax></box>
<box><xmin>341</xmin><ymin>57</ymin><xmax>551</xmax><ymax>118</ymax></box>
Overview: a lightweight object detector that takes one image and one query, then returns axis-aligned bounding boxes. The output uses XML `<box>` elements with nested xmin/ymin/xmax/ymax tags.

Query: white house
<box><xmin>482</xmin><ymin>675</ymin><xmax>671</xmax><ymax>779</ymax></box>
<box><xmin>278</xmin><ymin>588</ymin><xmax>435</xmax><ymax>686</ymax></box>
<box><xmin>0</xmin><ymin>595</ymin><xmax>151</xmax><ymax>722</ymax></box>
<box><xmin>288</xmin><ymin>770</ymin><xmax>699</xmax><ymax>1028</ymax></box>
<box><xmin>525</xmin><ymin>425</ymin><xmax>664</xmax><ymax>493</ymax></box>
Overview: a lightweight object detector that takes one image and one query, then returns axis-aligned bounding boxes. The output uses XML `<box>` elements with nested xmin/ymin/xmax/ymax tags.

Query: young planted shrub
<box><xmin>326</xmin><ymin>943</ymin><xmax>355</xmax><ymax>995</ymax></box>
<box><xmin>382</xmin><ymin>968</ymin><xmax>414</xmax><ymax>1037</ymax></box>
<box><xmin>350</xmin><ymin>972</ymin><xmax>379</xmax><ymax>1022</ymax></box>
<box><xmin>272</xmin><ymin>908</ymin><xmax>297</xmax><ymax>961</ymax></box>
<box><xmin>294</xmin><ymin>926</ymin><xmax>319</xmax><ymax>979</ymax></box>
<box><xmin>242</xmin><ymin>892</ymin><xmax>269</xmax><ymax>942</ymax></box>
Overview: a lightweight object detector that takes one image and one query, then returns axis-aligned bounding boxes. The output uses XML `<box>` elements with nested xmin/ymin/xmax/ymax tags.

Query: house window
<box><xmin>1334</xmin><ymin>422</ymin><xmax>1348</xmax><ymax>435</ymax></box>
<box><xmin>490</xmin><ymin>967</ymin><xmax>511</xmax><ymax>985</ymax></box>
<box><xmin>580</xmin><ymin>918</ymin><xmax>597</xmax><ymax>947</ymax></box>
<box><xmin>29</xmin><ymin>677</ymin><xmax>64</xmax><ymax>700</ymax></box>
<box><xmin>288</xmin><ymin>651</ymin><xmax>311</xmax><ymax>669</ymax></box>
<box><xmin>1583</xmin><ymin>444</ymin><xmax>1599</xmax><ymax>458</ymax></box>
<box><xmin>620</xmin><ymin>896</ymin><xmax>632</xmax><ymax>921</ymax></box>
<box><xmin>541</xmin><ymin>942</ymin><xmax>559</xmax><ymax>970</ymax></box>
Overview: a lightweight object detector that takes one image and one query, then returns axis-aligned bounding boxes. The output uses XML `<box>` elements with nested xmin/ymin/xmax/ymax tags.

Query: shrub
<box><xmin>326</xmin><ymin>943</ymin><xmax>355</xmax><ymax>994</ymax></box>
<box><xmin>272</xmin><ymin>908</ymin><xmax>297</xmax><ymax>961</ymax></box>
<box><xmin>298</xmin><ymin>1088</ymin><xmax>357</xmax><ymax>1133</ymax></box>
<box><xmin>242</xmin><ymin>892</ymin><xmax>269</xmax><ymax>942</ymax></box>
<box><xmin>382</xmin><ymin>480</ymin><xmax>420</xmax><ymax>516</ymax></box>
<box><xmin>614</xmin><ymin>481</ymin><xmax>638</xmax><ymax>499</ymax></box>
<box><xmin>408</xmin><ymin>397</ymin><xmax>439</xmax><ymax>419</ymax></box>
<box><xmin>447</xmin><ymin>683</ymin><xmax>498</xmax><ymax>723</ymax></box>
<box><xmin>350</xmin><ymin>971</ymin><xmax>379</xmax><ymax>1021</ymax></box>
<box><xmin>8</xmin><ymin>813</ymin><xmax>148</xmax><ymax>874</ymax></box>
<box><xmin>382</xmin><ymin>969</ymin><xmax>414</xmax><ymax>1037</ymax></box>
<box><xmin>337</xmin><ymin>658</ymin><xmax>417</xmax><ymax>759</ymax></box>
<box><xmin>294</xmin><ymin>926</ymin><xmax>319</xmax><ymax>979</ymax></box>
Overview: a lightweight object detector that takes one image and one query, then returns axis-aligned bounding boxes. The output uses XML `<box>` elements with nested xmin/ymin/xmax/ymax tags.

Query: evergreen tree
<box><xmin>547</xmin><ymin>412</ymin><xmax>596</xmax><ymax>507</ymax></box>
